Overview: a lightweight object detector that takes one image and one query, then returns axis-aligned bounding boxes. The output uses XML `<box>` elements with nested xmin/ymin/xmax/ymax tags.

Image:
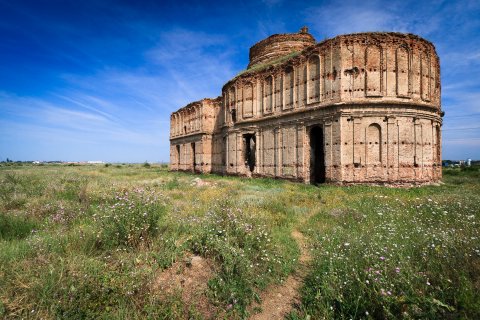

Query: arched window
<box><xmin>264</xmin><ymin>76</ymin><xmax>273</xmax><ymax>113</ymax></box>
<box><xmin>222</xmin><ymin>92</ymin><xmax>227</xmax><ymax>125</ymax></box>
<box><xmin>179</xmin><ymin>113</ymin><xmax>183</xmax><ymax>134</ymax></box>
<box><xmin>195</xmin><ymin>107</ymin><xmax>200</xmax><ymax>131</ymax></box>
<box><xmin>421</xmin><ymin>51</ymin><xmax>431</xmax><ymax>101</ymax></box>
<box><xmin>296</xmin><ymin>65</ymin><xmax>307</xmax><ymax>107</ymax></box>
<box><xmin>190</xmin><ymin>107</ymin><xmax>193</xmax><ymax>132</ymax></box>
<box><xmin>174</xmin><ymin>114</ymin><xmax>178</xmax><ymax>136</ymax></box>
<box><xmin>308</xmin><ymin>55</ymin><xmax>320</xmax><ymax>103</ymax></box>
<box><xmin>236</xmin><ymin>86</ymin><xmax>243</xmax><ymax>118</ymax></box>
<box><xmin>181</xmin><ymin>112</ymin><xmax>185</xmax><ymax>134</ymax></box>
<box><xmin>396</xmin><ymin>45</ymin><xmax>409</xmax><ymax>97</ymax></box>
<box><xmin>365</xmin><ymin>45</ymin><xmax>382</xmax><ymax>96</ymax></box>
<box><xmin>323</xmin><ymin>53</ymin><xmax>331</xmax><ymax>99</ymax></box>
<box><xmin>274</xmin><ymin>74</ymin><xmax>283</xmax><ymax>110</ymax></box>
<box><xmin>228</xmin><ymin>87</ymin><xmax>236</xmax><ymax>123</ymax></box>
<box><xmin>367</xmin><ymin>123</ymin><xmax>382</xmax><ymax>164</ymax></box>
<box><xmin>243</xmin><ymin>82</ymin><xmax>253</xmax><ymax>117</ymax></box>
<box><xmin>284</xmin><ymin>66</ymin><xmax>294</xmax><ymax>109</ymax></box>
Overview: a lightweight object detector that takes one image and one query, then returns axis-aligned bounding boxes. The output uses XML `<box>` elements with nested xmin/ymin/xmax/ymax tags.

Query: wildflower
<box><xmin>395</xmin><ymin>267</ymin><xmax>400</xmax><ymax>273</ymax></box>
<box><xmin>380</xmin><ymin>256</ymin><xmax>385</xmax><ymax>261</ymax></box>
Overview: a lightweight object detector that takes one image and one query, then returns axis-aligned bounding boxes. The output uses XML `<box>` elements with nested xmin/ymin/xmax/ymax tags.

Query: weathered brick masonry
<box><xmin>170</xmin><ymin>28</ymin><xmax>443</xmax><ymax>184</ymax></box>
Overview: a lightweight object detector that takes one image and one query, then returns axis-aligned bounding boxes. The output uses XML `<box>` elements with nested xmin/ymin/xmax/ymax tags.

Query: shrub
<box><xmin>0</xmin><ymin>172</ymin><xmax>20</xmax><ymax>199</ymax></box>
<box><xmin>0</xmin><ymin>213</ymin><xmax>37</xmax><ymax>241</ymax></box>
<box><xmin>164</xmin><ymin>177</ymin><xmax>180</xmax><ymax>190</ymax></box>
<box><xmin>94</xmin><ymin>188</ymin><xmax>165</xmax><ymax>249</ymax></box>
<box><xmin>187</xmin><ymin>201</ymin><xmax>294</xmax><ymax>316</ymax></box>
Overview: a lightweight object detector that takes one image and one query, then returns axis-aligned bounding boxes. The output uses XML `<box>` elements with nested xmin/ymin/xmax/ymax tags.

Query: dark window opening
<box><xmin>222</xmin><ymin>137</ymin><xmax>227</xmax><ymax>166</ymax></box>
<box><xmin>176</xmin><ymin>145</ymin><xmax>180</xmax><ymax>166</ymax></box>
<box><xmin>231</xmin><ymin>109</ymin><xmax>237</xmax><ymax>123</ymax></box>
<box><xmin>436</xmin><ymin>127</ymin><xmax>441</xmax><ymax>163</ymax></box>
<box><xmin>243</xmin><ymin>133</ymin><xmax>256</xmax><ymax>172</ymax></box>
<box><xmin>191</xmin><ymin>142</ymin><xmax>196</xmax><ymax>172</ymax></box>
<box><xmin>310</xmin><ymin>126</ymin><xmax>325</xmax><ymax>184</ymax></box>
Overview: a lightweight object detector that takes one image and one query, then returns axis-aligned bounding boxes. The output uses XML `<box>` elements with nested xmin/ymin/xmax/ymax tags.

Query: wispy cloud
<box><xmin>303</xmin><ymin>0</ymin><xmax>474</xmax><ymax>39</ymax></box>
<box><xmin>145</xmin><ymin>28</ymin><xmax>237</xmax><ymax>101</ymax></box>
<box><xmin>304</xmin><ymin>1</ymin><xmax>408</xmax><ymax>37</ymax></box>
<box><xmin>0</xmin><ymin>26</ymin><xmax>239</xmax><ymax>162</ymax></box>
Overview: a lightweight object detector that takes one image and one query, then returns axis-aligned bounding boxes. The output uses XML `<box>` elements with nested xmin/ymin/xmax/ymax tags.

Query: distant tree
<box><xmin>442</xmin><ymin>160</ymin><xmax>453</xmax><ymax>166</ymax></box>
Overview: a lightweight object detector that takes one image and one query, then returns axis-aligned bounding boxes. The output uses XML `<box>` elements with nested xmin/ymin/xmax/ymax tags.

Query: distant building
<box><xmin>170</xmin><ymin>28</ymin><xmax>443</xmax><ymax>184</ymax></box>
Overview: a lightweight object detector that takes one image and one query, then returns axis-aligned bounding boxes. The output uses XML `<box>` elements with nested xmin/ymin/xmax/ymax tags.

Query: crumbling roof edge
<box><xmin>171</xmin><ymin>96</ymin><xmax>222</xmax><ymax>115</ymax></box>
<box><xmin>223</xmin><ymin>31</ymin><xmax>437</xmax><ymax>90</ymax></box>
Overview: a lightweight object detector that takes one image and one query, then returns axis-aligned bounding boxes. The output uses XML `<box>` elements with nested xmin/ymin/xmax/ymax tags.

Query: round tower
<box><xmin>247</xmin><ymin>27</ymin><xmax>316</xmax><ymax>69</ymax></box>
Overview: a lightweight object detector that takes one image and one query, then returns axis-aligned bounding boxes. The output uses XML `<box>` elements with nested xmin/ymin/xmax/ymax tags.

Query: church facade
<box><xmin>169</xmin><ymin>28</ymin><xmax>442</xmax><ymax>184</ymax></box>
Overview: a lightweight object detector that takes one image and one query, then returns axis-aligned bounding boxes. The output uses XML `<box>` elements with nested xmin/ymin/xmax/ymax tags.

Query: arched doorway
<box><xmin>243</xmin><ymin>134</ymin><xmax>256</xmax><ymax>173</ymax></box>
<box><xmin>310</xmin><ymin>126</ymin><xmax>325</xmax><ymax>183</ymax></box>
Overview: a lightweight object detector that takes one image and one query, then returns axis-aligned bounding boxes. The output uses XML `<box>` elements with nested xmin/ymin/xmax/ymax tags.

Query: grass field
<box><xmin>0</xmin><ymin>163</ymin><xmax>479</xmax><ymax>319</ymax></box>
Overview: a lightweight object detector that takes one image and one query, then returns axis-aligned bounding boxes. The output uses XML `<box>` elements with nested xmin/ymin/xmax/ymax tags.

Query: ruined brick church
<box><xmin>169</xmin><ymin>27</ymin><xmax>442</xmax><ymax>184</ymax></box>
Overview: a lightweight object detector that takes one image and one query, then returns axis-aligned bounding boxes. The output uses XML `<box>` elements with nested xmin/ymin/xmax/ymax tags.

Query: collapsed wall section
<box><xmin>170</xmin><ymin>98</ymin><xmax>221</xmax><ymax>173</ymax></box>
<box><xmin>248</xmin><ymin>27</ymin><xmax>316</xmax><ymax>69</ymax></box>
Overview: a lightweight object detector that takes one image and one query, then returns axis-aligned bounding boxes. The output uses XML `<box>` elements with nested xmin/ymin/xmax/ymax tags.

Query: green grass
<box><xmin>0</xmin><ymin>163</ymin><xmax>479</xmax><ymax>319</ymax></box>
<box><xmin>0</xmin><ymin>213</ymin><xmax>37</xmax><ymax>241</ymax></box>
<box><xmin>295</xmin><ymin>195</ymin><xmax>480</xmax><ymax>319</ymax></box>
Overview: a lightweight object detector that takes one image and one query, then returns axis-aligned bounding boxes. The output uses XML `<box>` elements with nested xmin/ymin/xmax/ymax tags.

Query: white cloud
<box><xmin>0</xmin><ymin>27</ymin><xmax>241</xmax><ymax>162</ymax></box>
<box><xmin>303</xmin><ymin>0</ymin><xmax>448</xmax><ymax>38</ymax></box>
<box><xmin>305</xmin><ymin>1</ymin><xmax>406</xmax><ymax>37</ymax></box>
<box><xmin>145</xmin><ymin>28</ymin><xmax>237</xmax><ymax>102</ymax></box>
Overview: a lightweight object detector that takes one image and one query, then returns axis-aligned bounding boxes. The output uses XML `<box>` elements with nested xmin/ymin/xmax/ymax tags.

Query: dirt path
<box><xmin>250</xmin><ymin>229</ymin><xmax>311</xmax><ymax>320</ymax></box>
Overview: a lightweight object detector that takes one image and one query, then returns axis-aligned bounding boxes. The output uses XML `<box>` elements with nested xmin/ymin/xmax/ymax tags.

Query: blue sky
<box><xmin>0</xmin><ymin>0</ymin><xmax>479</xmax><ymax>162</ymax></box>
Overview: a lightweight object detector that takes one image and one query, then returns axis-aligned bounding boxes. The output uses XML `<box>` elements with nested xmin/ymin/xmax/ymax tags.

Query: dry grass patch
<box><xmin>153</xmin><ymin>254</ymin><xmax>218</xmax><ymax>319</ymax></box>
